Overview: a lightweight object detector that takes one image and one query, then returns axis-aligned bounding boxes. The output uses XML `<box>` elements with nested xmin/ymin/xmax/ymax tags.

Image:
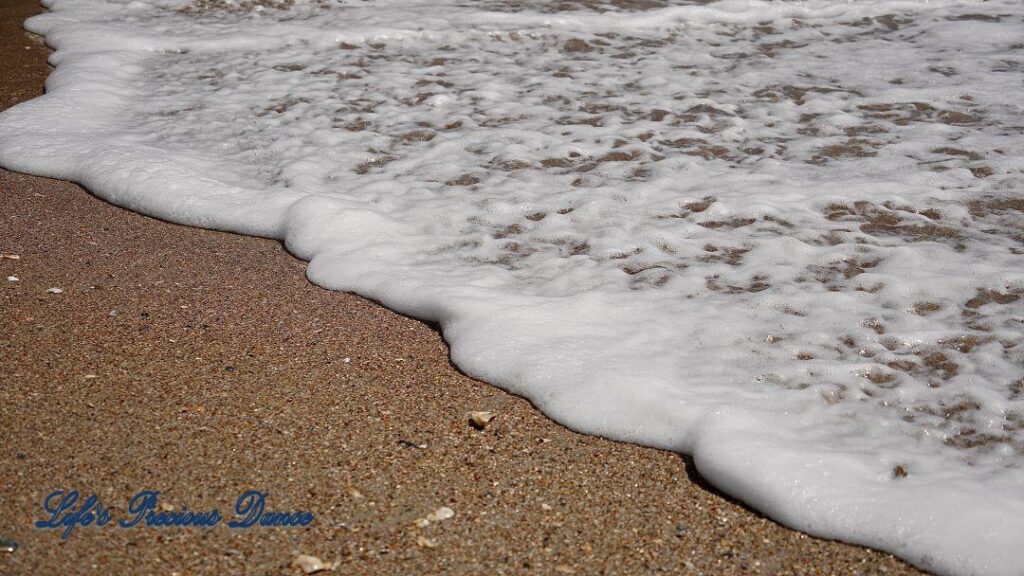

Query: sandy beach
<box><xmin>0</xmin><ymin>1</ymin><xmax>927</xmax><ymax>574</ymax></box>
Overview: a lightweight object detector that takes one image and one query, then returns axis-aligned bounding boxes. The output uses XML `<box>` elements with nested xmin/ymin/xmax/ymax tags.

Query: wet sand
<box><xmin>0</xmin><ymin>1</ymin><xmax>925</xmax><ymax>574</ymax></box>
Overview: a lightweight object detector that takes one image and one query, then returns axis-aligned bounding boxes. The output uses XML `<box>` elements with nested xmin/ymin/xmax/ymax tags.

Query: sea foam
<box><xmin>1</xmin><ymin>1</ymin><xmax>1022</xmax><ymax>574</ymax></box>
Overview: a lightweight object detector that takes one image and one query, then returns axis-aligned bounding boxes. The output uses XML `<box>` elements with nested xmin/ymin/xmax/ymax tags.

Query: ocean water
<box><xmin>1</xmin><ymin>0</ymin><xmax>1022</xmax><ymax>573</ymax></box>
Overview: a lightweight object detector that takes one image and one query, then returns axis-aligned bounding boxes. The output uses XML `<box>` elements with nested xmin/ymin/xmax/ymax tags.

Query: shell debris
<box><xmin>416</xmin><ymin>536</ymin><xmax>438</xmax><ymax>548</ymax></box>
<box><xmin>291</xmin><ymin>554</ymin><xmax>332</xmax><ymax>574</ymax></box>
<box><xmin>426</xmin><ymin>506</ymin><xmax>454</xmax><ymax>522</ymax></box>
<box><xmin>469</xmin><ymin>410</ymin><xmax>496</xmax><ymax>430</ymax></box>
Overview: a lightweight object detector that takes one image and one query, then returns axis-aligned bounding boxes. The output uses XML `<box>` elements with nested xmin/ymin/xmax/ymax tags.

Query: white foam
<box><xmin>3</xmin><ymin>1</ymin><xmax>1023</xmax><ymax>573</ymax></box>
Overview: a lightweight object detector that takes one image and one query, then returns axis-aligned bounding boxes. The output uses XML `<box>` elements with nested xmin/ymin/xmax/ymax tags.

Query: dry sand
<box><xmin>0</xmin><ymin>1</ymin><xmax>925</xmax><ymax>574</ymax></box>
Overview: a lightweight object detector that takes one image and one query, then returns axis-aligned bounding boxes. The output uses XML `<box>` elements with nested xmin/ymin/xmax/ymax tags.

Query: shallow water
<box><xmin>1</xmin><ymin>1</ymin><xmax>1022</xmax><ymax>574</ymax></box>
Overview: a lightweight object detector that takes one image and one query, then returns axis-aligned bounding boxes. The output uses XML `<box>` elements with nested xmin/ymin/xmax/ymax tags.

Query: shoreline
<box><xmin>0</xmin><ymin>1</ymin><xmax>924</xmax><ymax>574</ymax></box>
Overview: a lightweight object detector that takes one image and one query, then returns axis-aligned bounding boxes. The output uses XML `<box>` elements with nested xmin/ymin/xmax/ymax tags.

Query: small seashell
<box><xmin>46</xmin><ymin>287</ymin><xmax>63</xmax><ymax>294</ymax></box>
<box><xmin>426</xmin><ymin>506</ymin><xmax>454</xmax><ymax>522</ymax></box>
<box><xmin>291</xmin><ymin>554</ymin><xmax>332</xmax><ymax>574</ymax></box>
<box><xmin>416</xmin><ymin>536</ymin><xmax>437</xmax><ymax>548</ymax></box>
<box><xmin>469</xmin><ymin>411</ymin><xmax>496</xmax><ymax>430</ymax></box>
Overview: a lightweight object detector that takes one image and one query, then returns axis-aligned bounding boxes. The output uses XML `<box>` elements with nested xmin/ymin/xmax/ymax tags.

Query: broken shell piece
<box><xmin>469</xmin><ymin>411</ymin><xmax>496</xmax><ymax>430</ymax></box>
<box><xmin>1</xmin><ymin>254</ymin><xmax>20</xmax><ymax>260</ymax></box>
<box><xmin>291</xmin><ymin>554</ymin><xmax>332</xmax><ymax>574</ymax></box>
<box><xmin>46</xmin><ymin>287</ymin><xmax>63</xmax><ymax>294</ymax></box>
<box><xmin>416</xmin><ymin>536</ymin><xmax>438</xmax><ymax>548</ymax></box>
<box><xmin>426</xmin><ymin>506</ymin><xmax>454</xmax><ymax>522</ymax></box>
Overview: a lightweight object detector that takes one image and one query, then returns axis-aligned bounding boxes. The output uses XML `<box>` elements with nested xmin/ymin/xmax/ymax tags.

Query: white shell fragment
<box><xmin>426</xmin><ymin>506</ymin><xmax>455</xmax><ymax>522</ymax></box>
<box><xmin>468</xmin><ymin>411</ymin><xmax>496</xmax><ymax>430</ymax></box>
<box><xmin>291</xmin><ymin>554</ymin><xmax>332</xmax><ymax>574</ymax></box>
